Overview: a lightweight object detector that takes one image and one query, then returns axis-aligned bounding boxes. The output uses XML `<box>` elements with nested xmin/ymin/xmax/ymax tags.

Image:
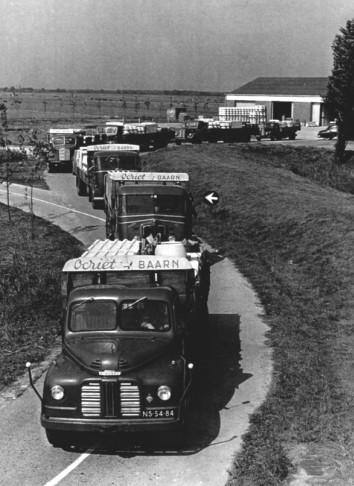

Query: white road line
<box><xmin>0</xmin><ymin>188</ymin><xmax>105</xmax><ymax>222</ymax></box>
<box><xmin>43</xmin><ymin>448</ymin><xmax>95</xmax><ymax>486</ymax></box>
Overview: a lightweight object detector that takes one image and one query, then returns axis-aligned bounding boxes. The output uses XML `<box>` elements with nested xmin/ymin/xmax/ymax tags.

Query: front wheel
<box><xmin>92</xmin><ymin>199</ymin><xmax>100</xmax><ymax>210</ymax></box>
<box><xmin>77</xmin><ymin>176</ymin><xmax>87</xmax><ymax>196</ymax></box>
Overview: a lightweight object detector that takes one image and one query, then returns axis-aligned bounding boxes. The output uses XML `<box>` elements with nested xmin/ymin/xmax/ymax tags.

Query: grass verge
<box><xmin>0</xmin><ymin>204</ymin><xmax>83</xmax><ymax>387</ymax></box>
<box><xmin>0</xmin><ymin>149</ymin><xmax>48</xmax><ymax>189</ymax></box>
<box><xmin>145</xmin><ymin>143</ymin><xmax>354</xmax><ymax>484</ymax></box>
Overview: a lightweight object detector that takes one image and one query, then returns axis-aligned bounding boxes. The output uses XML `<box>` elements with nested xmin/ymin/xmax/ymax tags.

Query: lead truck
<box><xmin>28</xmin><ymin>238</ymin><xmax>209</xmax><ymax>447</ymax></box>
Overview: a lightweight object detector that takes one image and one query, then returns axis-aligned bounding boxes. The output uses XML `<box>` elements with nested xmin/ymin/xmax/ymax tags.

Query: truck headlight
<box><xmin>51</xmin><ymin>385</ymin><xmax>64</xmax><ymax>400</ymax></box>
<box><xmin>157</xmin><ymin>385</ymin><xmax>171</xmax><ymax>401</ymax></box>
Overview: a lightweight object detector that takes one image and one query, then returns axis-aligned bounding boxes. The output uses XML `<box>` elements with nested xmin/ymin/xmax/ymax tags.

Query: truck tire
<box><xmin>92</xmin><ymin>199</ymin><xmax>100</xmax><ymax>210</ymax></box>
<box><xmin>77</xmin><ymin>176</ymin><xmax>87</xmax><ymax>196</ymax></box>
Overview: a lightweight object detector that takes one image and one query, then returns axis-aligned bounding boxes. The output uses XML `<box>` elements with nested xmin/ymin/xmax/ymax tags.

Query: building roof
<box><xmin>230</xmin><ymin>77</ymin><xmax>328</xmax><ymax>96</ymax></box>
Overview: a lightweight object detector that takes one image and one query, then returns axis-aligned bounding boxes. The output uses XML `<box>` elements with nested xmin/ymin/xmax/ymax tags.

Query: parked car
<box><xmin>318</xmin><ymin>124</ymin><xmax>338</xmax><ymax>139</ymax></box>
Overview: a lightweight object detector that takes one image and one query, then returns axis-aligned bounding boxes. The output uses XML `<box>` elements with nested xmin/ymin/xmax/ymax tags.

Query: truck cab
<box><xmin>88</xmin><ymin>145</ymin><xmax>141</xmax><ymax>209</ymax></box>
<box><xmin>104</xmin><ymin>172</ymin><xmax>194</xmax><ymax>243</ymax></box>
<box><xmin>38</xmin><ymin>240</ymin><xmax>204</xmax><ymax>447</ymax></box>
<box><xmin>47</xmin><ymin>128</ymin><xmax>83</xmax><ymax>172</ymax></box>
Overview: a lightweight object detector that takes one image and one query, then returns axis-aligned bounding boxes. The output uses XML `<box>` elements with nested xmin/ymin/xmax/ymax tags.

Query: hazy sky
<box><xmin>1</xmin><ymin>0</ymin><xmax>353</xmax><ymax>92</ymax></box>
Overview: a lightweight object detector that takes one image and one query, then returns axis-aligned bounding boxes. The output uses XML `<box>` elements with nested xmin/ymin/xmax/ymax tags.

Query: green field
<box><xmin>0</xmin><ymin>88</ymin><xmax>225</xmax><ymax>131</ymax></box>
<box><xmin>2</xmin><ymin>142</ymin><xmax>354</xmax><ymax>483</ymax></box>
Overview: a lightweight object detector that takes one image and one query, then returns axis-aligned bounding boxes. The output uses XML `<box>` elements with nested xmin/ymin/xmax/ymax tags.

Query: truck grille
<box><xmin>81</xmin><ymin>381</ymin><xmax>141</xmax><ymax>418</ymax></box>
<box><xmin>102</xmin><ymin>381</ymin><xmax>119</xmax><ymax>417</ymax></box>
<box><xmin>142</xmin><ymin>224</ymin><xmax>166</xmax><ymax>239</ymax></box>
<box><xmin>120</xmin><ymin>382</ymin><xmax>141</xmax><ymax>417</ymax></box>
<box><xmin>81</xmin><ymin>383</ymin><xmax>101</xmax><ymax>417</ymax></box>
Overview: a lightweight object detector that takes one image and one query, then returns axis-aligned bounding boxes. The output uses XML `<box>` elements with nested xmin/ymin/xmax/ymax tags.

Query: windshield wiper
<box><xmin>73</xmin><ymin>297</ymin><xmax>95</xmax><ymax>310</ymax></box>
<box><xmin>126</xmin><ymin>297</ymin><xmax>147</xmax><ymax>309</ymax></box>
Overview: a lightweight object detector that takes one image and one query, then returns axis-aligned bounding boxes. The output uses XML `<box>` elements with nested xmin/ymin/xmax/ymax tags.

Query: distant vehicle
<box><xmin>88</xmin><ymin>145</ymin><xmax>141</xmax><ymax>209</ymax></box>
<box><xmin>74</xmin><ymin>144</ymin><xmax>141</xmax><ymax>208</ymax></box>
<box><xmin>47</xmin><ymin>128</ymin><xmax>84</xmax><ymax>172</ymax></box>
<box><xmin>175</xmin><ymin>119</ymin><xmax>250</xmax><ymax>144</ymax></box>
<box><xmin>105</xmin><ymin>121</ymin><xmax>174</xmax><ymax>151</ymax></box>
<box><xmin>261</xmin><ymin>119</ymin><xmax>300</xmax><ymax>141</ymax></box>
<box><xmin>318</xmin><ymin>124</ymin><xmax>338</xmax><ymax>140</ymax></box>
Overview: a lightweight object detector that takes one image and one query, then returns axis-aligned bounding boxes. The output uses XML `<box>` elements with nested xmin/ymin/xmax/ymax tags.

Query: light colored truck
<box><xmin>47</xmin><ymin>128</ymin><xmax>84</xmax><ymax>172</ymax></box>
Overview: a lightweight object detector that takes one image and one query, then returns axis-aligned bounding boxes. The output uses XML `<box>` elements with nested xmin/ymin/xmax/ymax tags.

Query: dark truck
<box><xmin>28</xmin><ymin>238</ymin><xmax>209</xmax><ymax>447</ymax></box>
<box><xmin>104</xmin><ymin>171</ymin><xmax>195</xmax><ymax>244</ymax></box>
<box><xmin>105</xmin><ymin>121</ymin><xmax>174</xmax><ymax>151</ymax></box>
<box><xmin>87</xmin><ymin>145</ymin><xmax>141</xmax><ymax>209</ymax></box>
<box><xmin>175</xmin><ymin>119</ymin><xmax>250</xmax><ymax>144</ymax></box>
<box><xmin>260</xmin><ymin>118</ymin><xmax>301</xmax><ymax>140</ymax></box>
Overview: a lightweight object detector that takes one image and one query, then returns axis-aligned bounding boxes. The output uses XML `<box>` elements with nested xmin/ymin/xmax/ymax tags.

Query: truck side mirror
<box><xmin>26</xmin><ymin>362</ymin><xmax>43</xmax><ymax>402</ymax></box>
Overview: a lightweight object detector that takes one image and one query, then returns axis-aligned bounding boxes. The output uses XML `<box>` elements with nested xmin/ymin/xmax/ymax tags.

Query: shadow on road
<box><xmin>62</xmin><ymin>313</ymin><xmax>252</xmax><ymax>456</ymax></box>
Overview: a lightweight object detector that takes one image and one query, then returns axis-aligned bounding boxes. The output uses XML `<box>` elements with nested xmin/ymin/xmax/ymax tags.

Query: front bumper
<box><xmin>41</xmin><ymin>413</ymin><xmax>182</xmax><ymax>433</ymax></box>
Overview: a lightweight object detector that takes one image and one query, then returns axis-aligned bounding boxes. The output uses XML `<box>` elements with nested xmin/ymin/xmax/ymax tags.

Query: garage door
<box><xmin>272</xmin><ymin>102</ymin><xmax>292</xmax><ymax>120</ymax></box>
<box><xmin>311</xmin><ymin>103</ymin><xmax>321</xmax><ymax>125</ymax></box>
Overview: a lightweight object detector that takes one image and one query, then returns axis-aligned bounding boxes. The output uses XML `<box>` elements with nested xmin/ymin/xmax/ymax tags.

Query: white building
<box><xmin>225</xmin><ymin>77</ymin><xmax>329</xmax><ymax>126</ymax></box>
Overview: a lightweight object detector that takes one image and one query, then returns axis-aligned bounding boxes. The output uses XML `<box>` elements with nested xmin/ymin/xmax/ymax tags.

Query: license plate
<box><xmin>142</xmin><ymin>408</ymin><xmax>176</xmax><ymax>419</ymax></box>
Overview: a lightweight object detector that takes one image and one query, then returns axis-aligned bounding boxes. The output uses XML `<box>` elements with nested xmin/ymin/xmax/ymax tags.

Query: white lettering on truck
<box><xmin>73</xmin><ymin>258</ymin><xmax>180</xmax><ymax>271</ymax></box>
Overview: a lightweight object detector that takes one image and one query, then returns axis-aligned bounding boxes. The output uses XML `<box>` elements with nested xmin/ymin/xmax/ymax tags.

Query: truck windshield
<box><xmin>120</xmin><ymin>299</ymin><xmax>170</xmax><ymax>331</ymax></box>
<box><xmin>52</xmin><ymin>136</ymin><xmax>76</xmax><ymax>146</ymax></box>
<box><xmin>97</xmin><ymin>154</ymin><xmax>139</xmax><ymax>171</ymax></box>
<box><xmin>70</xmin><ymin>300</ymin><xmax>117</xmax><ymax>331</ymax></box>
<box><xmin>124</xmin><ymin>194</ymin><xmax>185</xmax><ymax>215</ymax></box>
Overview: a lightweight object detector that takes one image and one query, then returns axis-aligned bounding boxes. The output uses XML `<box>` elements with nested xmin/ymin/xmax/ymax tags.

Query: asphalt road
<box><xmin>0</xmin><ymin>171</ymin><xmax>271</xmax><ymax>486</ymax></box>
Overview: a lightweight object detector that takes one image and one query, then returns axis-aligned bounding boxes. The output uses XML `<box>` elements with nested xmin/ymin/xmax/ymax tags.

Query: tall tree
<box><xmin>325</xmin><ymin>19</ymin><xmax>354</xmax><ymax>164</ymax></box>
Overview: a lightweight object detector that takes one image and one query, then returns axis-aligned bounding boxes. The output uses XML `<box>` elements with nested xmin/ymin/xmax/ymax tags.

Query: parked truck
<box><xmin>105</xmin><ymin>121</ymin><xmax>174</xmax><ymax>151</ymax></box>
<box><xmin>74</xmin><ymin>144</ymin><xmax>141</xmax><ymax>205</ymax></box>
<box><xmin>28</xmin><ymin>237</ymin><xmax>209</xmax><ymax>447</ymax></box>
<box><xmin>262</xmin><ymin>119</ymin><xmax>301</xmax><ymax>140</ymax></box>
<box><xmin>218</xmin><ymin>105</ymin><xmax>267</xmax><ymax>139</ymax></box>
<box><xmin>47</xmin><ymin>128</ymin><xmax>84</xmax><ymax>172</ymax></box>
<box><xmin>104</xmin><ymin>171</ymin><xmax>195</xmax><ymax>244</ymax></box>
<box><xmin>175</xmin><ymin>119</ymin><xmax>250</xmax><ymax>144</ymax></box>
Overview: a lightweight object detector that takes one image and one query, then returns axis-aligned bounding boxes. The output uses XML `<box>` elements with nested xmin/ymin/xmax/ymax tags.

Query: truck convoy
<box><xmin>28</xmin><ymin>237</ymin><xmax>209</xmax><ymax>447</ymax></box>
<box><xmin>104</xmin><ymin>171</ymin><xmax>195</xmax><ymax>243</ymax></box>
<box><xmin>74</xmin><ymin>144</ymin><xmax>141</xmax><ymax>208</ymax></box>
